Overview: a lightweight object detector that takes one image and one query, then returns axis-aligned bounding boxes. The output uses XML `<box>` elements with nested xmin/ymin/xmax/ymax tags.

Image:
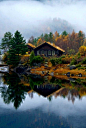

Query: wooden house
<box><xmin>26</xmin><ymin>43</ymin><xmax>36</xmax><ymax>53</ymax></box>
<box><xmin>33</xmin><ymin>84</ymin><xmax>61</xmax><ymax>97</ymax></box>
<box><xmin>34</xmin><ymin>42</ymin><xmax>65</xmax><ymax>57</ymax></box>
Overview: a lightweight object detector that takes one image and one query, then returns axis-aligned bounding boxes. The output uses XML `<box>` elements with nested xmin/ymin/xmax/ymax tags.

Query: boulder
<box><xmin>78</xmin><ymin>73</ymin><xmax>82</xmax><ymax>77</ymax></box>
<box><xmin>69</xmin><ymin>65</ymin><xmax>76</xmax><ymax>70</ymax></box>
<box><xmin>66</xmin><ymin>72</ymin><xmax>70</xmax><ymax>77</ymax></box>
<box><xmin>50</xmin><ymin>72</ymin><xmax>54</xmax><ymax>76</ymax></box>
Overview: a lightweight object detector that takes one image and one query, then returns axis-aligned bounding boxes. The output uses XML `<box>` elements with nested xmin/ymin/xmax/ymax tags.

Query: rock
<box><xmin>50</xmin><ymin>72</ymin><xmax>54</xmax><ymax>76</ymax></box>
<box><xmin>69</xmin><ymin>78</ymin><xmax>75</xmax><ymax>82</ymax></box>
<box><xmin>78</xmin><ymin>73</ymin><xmax>82</xmax><ymax>77</ymax></box>
<box><xmin>71</xmin><ymin>74</ymin><xmax>74</xmax><ymax>76</ymax></box>
<box><xmin>42</xmin><ymin>71</ymin><xmax>44</xmax><ymax>74</ymax></box>
<box><xmin>26</xmin><ymin>68</ymin><xmax>31</xmax><ymax>72</ymax></box>
<box><xmin>66</xmin><ymin>72</ymin><xmax>70</xmax><ymax>77</ymax></box>
<box><xmin>69</xmin><ymin>65</ymin><xmax>76</xmax><ymax>70</ymax></box>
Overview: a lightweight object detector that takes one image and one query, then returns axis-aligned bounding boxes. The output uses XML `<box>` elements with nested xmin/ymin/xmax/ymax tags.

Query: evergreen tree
<box><xmin>11</xmin><ymin>30</ymin><xmax>28</xmax><ymax>55</ymax></box>
<box><xmin>1</xmin><ymin>30</ymin><xmax>28</xmax><ymax>67</ymax></box>
<box><xmin>7</xmin><ymin>49</ymin><xmax>20</xmax><ymax>67</ymax></box>
<box><xmin>62</xmin><ymin>31</ymin><xmax>68</xmax><ymax>36</ymax></box>
<box><xmin>30</xmin><ymin>50</ymin><xmax>35</xmax><ymax>66</ymax></box>
<box><xmin>1</xmin><ymin>32</ymin><xmax>13</xmax><ymax>51</ymax></box>
<box><xmin>44</xmin><ymin>33</ymin><xmax>49</xmax><ymax>42</ymax></box>
<box><xmin>49</xmin><ymin>32</ymin><xmax>53</xmax><ymax>42</ymax></box>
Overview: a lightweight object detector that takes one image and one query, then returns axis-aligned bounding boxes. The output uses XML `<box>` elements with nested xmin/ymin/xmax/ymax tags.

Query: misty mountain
<box><xmin>30</xmin><ymin>18</ymin><xmax>73</xmax><ymax>38</ymax></box>
<box><xmin>0</xmin><ymin>0</ymin><xmax>86</xmax><ymax>42</ymax></box>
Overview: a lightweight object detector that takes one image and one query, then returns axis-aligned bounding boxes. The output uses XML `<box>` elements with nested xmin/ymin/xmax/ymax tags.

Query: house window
<box><xmin>37</xmin><ymin>50</ymin><xmax>40</xmax><ymax>55</ymax></box>
<box><xmin>48</xmin><ymin>50</ymin><xmax>51</xmax><ymax>55</ymax></box>
<box><xmin>52</xmin><ymin>50</ymin><xmax>55</xmax><ymax>55</ymax></box>
<box><xmin>44</xmin><ymin>51</ymin><xmax>47</xmax><ymax>56</ymax></box>
<box><xmin>41</xmin><ymin>50</ymin><xmax>44</xmax><ymax>55</ymax></box>
<box><xmin>56</xmin><ymin>50</ymin><xmax>59</xmax><ymax>55</ymax></box>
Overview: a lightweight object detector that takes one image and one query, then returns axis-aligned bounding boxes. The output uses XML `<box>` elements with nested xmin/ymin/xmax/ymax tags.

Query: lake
<box><xmin>0</xmin><ymin>72</ymin><xmax>86</xmax><ymax>128</ymax></box>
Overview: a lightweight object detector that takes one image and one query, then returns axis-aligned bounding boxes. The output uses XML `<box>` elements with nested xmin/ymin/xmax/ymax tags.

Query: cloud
<box><xmin>0</xmin><ymin>92</ymin><xmax>86</xmax><ymax>128</ymax></box>
<box><xmin>0</xmin><ymin>0</ymin><xmax>86</xmax><ymax>42</ymax></box>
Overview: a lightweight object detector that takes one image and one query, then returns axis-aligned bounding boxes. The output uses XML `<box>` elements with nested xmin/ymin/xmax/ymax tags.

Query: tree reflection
<box><xmin>29</xmin><ymin>75</ymin><xmax>44</xmax><ymax>89</ymax></box>
<box><xmin>1</xmin><ymin>72</ymin><xmax>86</xmax><ymax>106</ymax></box>
<box><xmin>1</xmin><ymin>72</ymin><xmax>29</xmax><ymax>109</ymax></box>
<box><xmin>47</xmin><ymin>96</ymin><xmax>52</xmax><ymax>102</ymax></box>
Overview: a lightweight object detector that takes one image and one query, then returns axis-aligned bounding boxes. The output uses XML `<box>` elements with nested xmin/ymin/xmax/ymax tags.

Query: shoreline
<box><xmin>30</xmin><ymin>65</ymin><xmax>86</xmax><ymax>79</ymax></box>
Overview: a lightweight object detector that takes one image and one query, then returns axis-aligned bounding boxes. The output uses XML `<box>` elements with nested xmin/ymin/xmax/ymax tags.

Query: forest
<box><xmin>28</xmin><ymin>30</ymin><xmax>85</xmax><ymax>54</ymax></box>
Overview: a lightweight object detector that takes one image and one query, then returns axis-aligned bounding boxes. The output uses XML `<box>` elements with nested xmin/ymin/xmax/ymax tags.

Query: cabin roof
<box><xmin>26</xmin><ymin>43</ymin><xmax>36</xmax><ymax>48</ymax></box>
<box><xmin>35</xmin><ymin>42</ymin><xmax>65</xmax><ymax>52</ymax></box>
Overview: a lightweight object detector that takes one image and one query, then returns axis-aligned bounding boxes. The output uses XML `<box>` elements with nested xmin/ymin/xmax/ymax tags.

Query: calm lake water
<box><xmin>0</xmin><ymin>72</ymin><xmax>86</xmax><ymax>128</ymax></box>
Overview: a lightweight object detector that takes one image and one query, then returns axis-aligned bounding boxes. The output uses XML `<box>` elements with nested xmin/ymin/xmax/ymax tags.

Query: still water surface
<box><xmin>0</xmin><ymin>72</ymin><xmax>86</xmax><ymax>128</ymax></box>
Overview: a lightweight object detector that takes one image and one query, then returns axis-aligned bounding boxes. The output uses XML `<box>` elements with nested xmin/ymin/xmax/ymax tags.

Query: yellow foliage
<box><xmin>26</xmin><ymin>52</ymin><xmax>29</xmax><ymax>55</ymax></box>
<box><xmin>79</xmin><ymin>46</ymin><xmax>86</xmax><ymax>56</ymax></box>
<box><xmin>37</xmin><ymin>38</ymin><xmax>42</xmax><ymax>46</ymax></box>
<box><xmin>55</xmin><ymin>36</ymin><xmax>61</xmax><ymax>42</ymax></box>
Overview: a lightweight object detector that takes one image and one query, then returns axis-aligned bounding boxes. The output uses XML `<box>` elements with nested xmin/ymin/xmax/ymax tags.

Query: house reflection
<box><xmin>33</xmin><ymin>84</ymin><xmax>61</xmax><ymax>97</ymax></box>
<box><xmin>1</xmin><ymin>72</ymin><xmax>86</xmax><ymax>109</ymax></box>
<box><xmin>27</xmin><ymin>75</ymin><xmax>86</xmax><ymax>103</ymax></box>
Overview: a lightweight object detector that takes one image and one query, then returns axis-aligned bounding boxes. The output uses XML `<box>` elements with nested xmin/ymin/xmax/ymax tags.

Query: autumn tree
<box><xmin>83</xmin><ymin>39</ymin><xmax>86</xmax><ymax>46</ymax></box>
<box><xmin>27</xmin><ymin>30</ymin><xmax>85</xmax><ymax>55</ymax></box>
<box><xmin>28</xmin><ymin>36</ymin><xmax>37</xmax><ymax>46</ymax></box>
<box><xmin>37</xmin><ymin>38</ymin><xmax>42</xmax><ymax>46</ymax></box>
<box><xmin>54</xmin><ymin>31</ymin><xmax>59</xmax><ymax>38</ymax></box>
<box><xmin>78</xmin><ymin>31</ymin><xmax>85</xmax><ymax>47</ymax></box>
<box><xmin>79</xmin><ymin>46</ymin><xmax>86</xmax><ymax>56</ymax></box>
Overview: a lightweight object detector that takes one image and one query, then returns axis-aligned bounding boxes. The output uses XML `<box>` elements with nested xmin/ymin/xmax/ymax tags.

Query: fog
<box><xmin>0</xmin><ymin>0</ymin><xmax>86</xmax><ymax>41</ymax></box>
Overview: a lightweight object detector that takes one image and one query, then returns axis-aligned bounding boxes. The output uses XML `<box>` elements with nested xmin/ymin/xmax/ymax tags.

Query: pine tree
<box><xmin>1</xmin><ymin>32</ymin><xmax>13</xmax><ymax>51</ymax></box>
<box><xmin>1</xmin><ymin>30</ymin><xmax>28</xmax><ymax>67</ymax></box>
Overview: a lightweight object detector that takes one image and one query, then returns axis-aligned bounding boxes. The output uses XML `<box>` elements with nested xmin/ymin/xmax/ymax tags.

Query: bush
<box><xmin>30</xmin><ymin>55</ymin><xmax>43</xmax><ymax>66</ymax></box>
<box><xmin>56</xmin><ymin>58</ymin><xmax>59</xmax><ymax>64</ymax></box>
<box><xmin>80</xmin><ymin>66</ymin><xmax>84</xmax><ymax>69</ymax></box>
<box><xmin>77</xmin><ymin>52</ymin><xmax>81</xmax><ymax>59</ymax></box>
<box><xmin>50</xmin><ymin>58</ymin><xmax>56</xmax><ymax>66</ymax></box>
<box><xmin>33</xmin><ymin>56</ymin><xmax>43</xmax><ymax>63</ymax></box>
<box><xmin>70</xmin><ymin>58</ymin><xmax>77</xmax><ymax>65</ymax></box>
<box><xmin>82</xmin><ymin>58</ymin><xmax>86</xmax><ymax>64</ymax></box>
<box><xmin>76</xmin><ymin>63</ymin><xmax>81</xmax><ymax>68</ymax></box>
<box><xmin>50</xmin><ymin>57</ymin><xmax>63</xmax><ymax>65</ymax></box>
<box><xmin>30</xmin><ymin>51</ymin><xmax>35</xmax><ymax>66</ymax></box>
<box><xmin>61</xmin><ymin>55</ymin><xmax>65</xmax><ymax>58</ymax></box>
<box><xmin>2</xmin><ymin>53</ymin><xmax>8</xmax><ymax>63</ymax></box>
<box><xmin>56</xmin><ymin>57</ymin><xmax>62</xmax><ymax>64</ymax></box>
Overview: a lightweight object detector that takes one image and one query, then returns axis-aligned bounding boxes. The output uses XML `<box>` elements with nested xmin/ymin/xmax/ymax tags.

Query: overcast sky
<box><xmin>0</xmin><ymin>0</ymin><xmax>86</xmax><ymax>42</ymax></box>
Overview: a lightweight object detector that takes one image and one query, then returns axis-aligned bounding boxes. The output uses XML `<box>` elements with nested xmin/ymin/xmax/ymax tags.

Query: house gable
<box><xmin>34</xmin><ymin>42</ymin><xmax>65</xmax><ymax>57</ymax></box>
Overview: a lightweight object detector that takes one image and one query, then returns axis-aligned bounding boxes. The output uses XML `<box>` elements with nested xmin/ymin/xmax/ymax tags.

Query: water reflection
<box><xmin>0</xmin><ymin>72</ymin><xmax>86</xmax><ymax>109</ymax></box>
<box><xmin>1</xmin><ymin>72</ymin><xmax>29</xmax><ymax>109</ymax></box>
